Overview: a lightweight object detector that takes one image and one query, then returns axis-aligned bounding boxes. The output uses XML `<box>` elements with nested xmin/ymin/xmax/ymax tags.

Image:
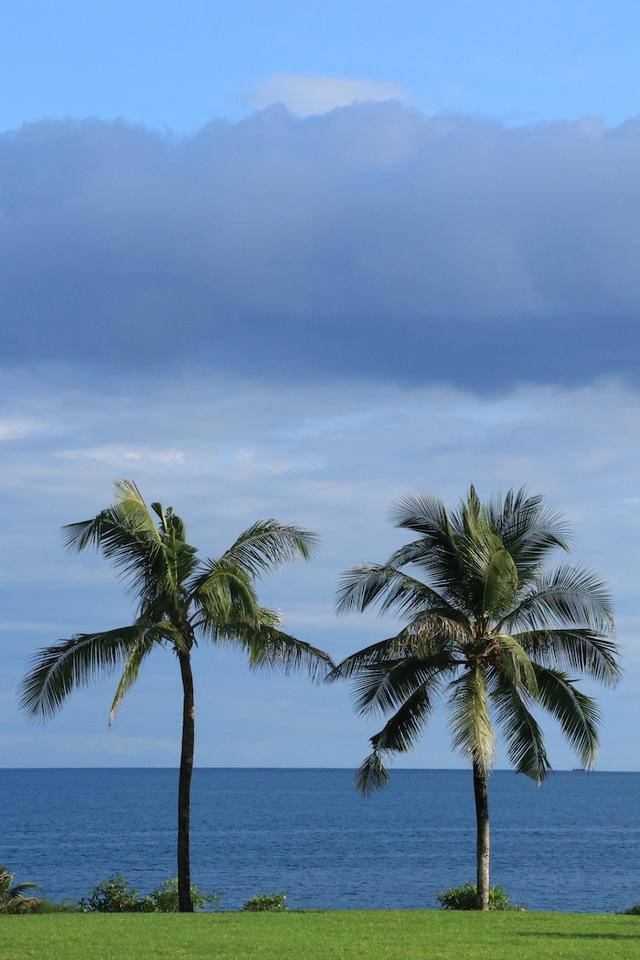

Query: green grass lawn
<box><xmin>1</xmin><ymin>910</ymin><xmax>639</xmax><ymax>960</ymax></box>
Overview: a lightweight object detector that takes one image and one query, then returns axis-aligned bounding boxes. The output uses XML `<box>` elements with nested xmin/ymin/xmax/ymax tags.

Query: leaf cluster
<box><xmin>21</xmin><ymin>480</ymin><xmax>332</xmax><ymax>722</ymax></box>
<box><xmin>331</xmin><ymin>486</ymin><xmax>618</xmax><ymax>792</ymax></box>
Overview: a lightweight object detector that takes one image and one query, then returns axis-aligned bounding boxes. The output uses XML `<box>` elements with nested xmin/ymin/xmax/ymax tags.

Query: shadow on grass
<box><xmin>521</xmin><ymin>933</ymin><xmax>640</xmax><ymax>942</ymax></box>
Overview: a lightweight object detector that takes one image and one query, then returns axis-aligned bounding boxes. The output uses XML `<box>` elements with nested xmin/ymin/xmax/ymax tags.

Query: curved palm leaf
<box><xmin>499</xmin><ymin>565</ymin><xmax>614</xmax><ymax>633</ymax></box>
<box><xmin>22</xmin><ymin>625</ymin><xmax>146</xmax><ymax>719</ymax></box>
<box><xmin>108</xmin><ymin>631</ymin><xmax>158</xmax><ymax>725</ymax></box>
<box><xmin>495</xmin><ymin>634</ymin><xmax>538</xmax><ymax>694</ymax></box>
<box><xmin>355</xmin><ymin>750</ymin><xmax>391</xmax><ymax>795</ymax></box>
<box><xmin>351</xmin><ymin>652</ymin><xmax>456</xmax><ymax>715</ymax></box>
<box><xmin>336</xmin><ymin>563</ymin><xmax>466</xmax><ymax>623</ymax></box>
<box><xmin>532</xmin><ymin>664</ymin><xmax>600</xmax><ymax>768</ymax></box>
<box><xmin>189</xmin><ymin>559</ymin><xmax>260</xmax><ymax>622</ymax></box>
<box><xmin>485</xmin><ymin>488</ymin><xmax>570</xmax><ymax>573</ymax></box>
<box><xmin>217</xmin><ymin>617</ymin><xmax>334</xmax><ymax>682</ymax></box>
<box><xmin>370</xmin><ymin>683</ymin><xmax>440</xmax><ymax>753</ymax></box>
<box><xmin>515</xmin><ymin>628</ymin><xmax>620</xmax><ymax>687</ymax></box>
<box><xmin>490</xmin><ymin>673</ymin><xmax>550</xmax><ymax>782</ymax></box>
<box><xmin>219</xmin><ymin>520</ymin><xmax>318</xmax><ymax>578</ymax></box>
<box><xmin>448</xmin><ymin>666</ymin><xmax>495</xmax><ymax>774</ymax></box>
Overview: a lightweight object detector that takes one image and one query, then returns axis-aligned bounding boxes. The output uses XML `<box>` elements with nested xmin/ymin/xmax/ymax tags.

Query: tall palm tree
<box><xmin>21</xmin><ymin>480</ymin><xmax>332</xmax><ymax>912</ymax></box>
<box><xmin>329</xmin><ymin>486</ymin><xmax>618</xmax><ymax>909</ymax></box>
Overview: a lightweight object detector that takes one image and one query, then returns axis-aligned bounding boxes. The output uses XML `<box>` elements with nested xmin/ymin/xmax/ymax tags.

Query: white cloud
<box><xmin>0</xmin><ymin>417</ymin><xmax>43</xmax><ymax>440</ymax></box>
<box><xmin>55</xmin><ymin>445</ymin><xmax>186</xmax><ymax>467</ymax></box>
<box><xmin>250</xmin><ymin>72</ymin><xmax>406</xmax><ymax>116</ymax></box>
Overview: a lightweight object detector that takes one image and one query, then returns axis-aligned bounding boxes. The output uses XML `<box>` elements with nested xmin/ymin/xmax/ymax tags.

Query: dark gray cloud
<box><xmin>2</xmin><ymin>104</ymin><xmax>639</xmax><ymax>388</ymax></box>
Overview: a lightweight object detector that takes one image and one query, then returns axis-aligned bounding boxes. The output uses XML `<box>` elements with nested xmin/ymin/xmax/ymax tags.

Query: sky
<box><xmin>1</xmin><ymin>1</ymin><xmax>639</xmax><ymax>772</ymax></box>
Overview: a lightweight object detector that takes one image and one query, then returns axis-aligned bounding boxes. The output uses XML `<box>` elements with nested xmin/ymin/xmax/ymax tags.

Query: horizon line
<box><xmin>2</xmin><ymin>766</ymin><xmax>638</xmax><ymax>773</ymax></box>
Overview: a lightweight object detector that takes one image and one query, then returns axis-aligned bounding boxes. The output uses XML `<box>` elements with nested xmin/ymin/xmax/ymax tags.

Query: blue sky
<box><xmin>1</xmin><ymin>1</ymin><xmax>640</xmax><ymax>772</ymax></box>
<box><xmin>2</xmin><ymin>1</ymin><xmax>640</xmax><ymax>131</ymax></box>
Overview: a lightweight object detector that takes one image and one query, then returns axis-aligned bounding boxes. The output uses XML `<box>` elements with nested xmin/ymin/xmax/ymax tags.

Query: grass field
<box><xmin>1</xmin><ymin>910</ymin><xmax>639</xmax><ymax>960</ymax></box>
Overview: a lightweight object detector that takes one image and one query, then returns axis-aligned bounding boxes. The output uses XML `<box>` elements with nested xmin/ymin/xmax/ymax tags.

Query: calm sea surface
<box><xmin>2</xmin><ymin>769</ymin><xmax>639</xmax><ymax>913</ymax></box>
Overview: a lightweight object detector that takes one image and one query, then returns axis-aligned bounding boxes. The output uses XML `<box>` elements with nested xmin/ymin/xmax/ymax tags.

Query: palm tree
<box><xmin>21</xmin><ymin>480</ymin><xmax>332</xmax><ymax>912</ymax></box>
<box><xmin>0</xmin><ymin>866</ymin><xmax>39</xmax><ymax>914</ymax></box>
<box><xmin>329</xmin><ymin>486</ymin><xmax>618</xmax><ymax>910</ymax></box>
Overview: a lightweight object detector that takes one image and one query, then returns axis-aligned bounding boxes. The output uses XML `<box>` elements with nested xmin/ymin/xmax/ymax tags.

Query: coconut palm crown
<box><xmin>21</xmin><ymin>480</ymin><xmax>333</xmax><ymax>911</ymax></box>
<box><xmin>329</xmin><ymin>486</ymin><xmax>618</xmax><ymax>909</ymax></box>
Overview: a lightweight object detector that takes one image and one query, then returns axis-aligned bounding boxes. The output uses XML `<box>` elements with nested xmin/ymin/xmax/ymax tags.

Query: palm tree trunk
<box><xmin>472</xmin><ymin>761</ymin><xmax>490</xmax><ymax>910</ymax></box>
<box><xmin>177</xmin><ymin>649</ymin><xmax>195</xmax><ymax>912</ymax></box>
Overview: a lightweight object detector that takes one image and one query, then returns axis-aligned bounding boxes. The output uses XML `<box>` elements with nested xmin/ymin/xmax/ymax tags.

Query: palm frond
<box><xmin>495</xmin><ymin>634</ymin><xmax>538</xmax><ymax>694</ymax></box>
<box><xmin>219</xmin><ymin>520</ymin><xmax>318</xmax><ymax>578</ymax></box>
<box><xmin>389</xmin><ymin>493</ymin><xmax>470</xmax><ymax>607</ymax></box>
<box><xmin>108</xmin><ymin>632</ymin><xmax>157</xmax><ymax>724</ymax></box>
<box><xmin>336</xmin><ymin>563</ymin><xmax>463</xmax><ymax>621</ymax></box>
<box><xmin>448</xmin><ymin>666</ymin><xmax>496</xmax><ymax>774</ymax></box>
<box><xmin>327</xmin><ymin>616</ymin><xmax>464</xmax><ymax>684</ymax></box>
<box><xmin>189</xmin><ymin>559</ymin><xmax>260</xmax><ymax>621</ymax></box>
<box><xmin>514</xmin><ymin>628</ymin><xmax>620</xmax><ymax>687</ymax></box>
<box><xmin>532</xmin><ymin>664</ymin><xmax>600</xmax><ymax>769</ymax></box>
<box><xmin>327</xmin><ymin>635</ymin><xmax>417</xmax><ymax>682</ymax></box>
<box><xmin>490</xmin><ymin>673</ymin><xmax>550</xmax><ymax>782</ymax></box>
<box><xmin>355</xmin><ymin>750</ymin><xmax>391</xmax><ymax>795</ymax></box>
<box><xmin>485</xmin><ymin>488</ymin><xmax>571</xmax><ymax>572</ymax></box>
<box><xmin>476</xmin><ymin>541</ymin><xmax>519</xmax><ymax>619</ymax></box>
<box><xmin>351</xmin><ymin>653</ymin><xmax>453</xmax><ymax>715</ymax></box>
<box><xmin>370</xmin><ymin>683</ymin><xmax>439</xmax><ymax>752</ymax></box>
<box><xmin>62</xmin><ymin>481</ymin><xmax>166</xmax><ymax>597</ymax></box>
<box><xmin>499</xmin><ymin>565</ymin><xmax>614</xmax><ymax>633</ymax></box>
<box><xmin>390</xmin><ymin>492</ymin><xmax>452</xmax><ymax>537</ymax></box>
<box><xmin>21</xmin><ymin>625</ymin><xmax>146</xmax><ymax>719</ymax></box>
<box><xmin>217</xmin><ymin>617</ymin><xmax>333</xmax><ymax>682</ymax></box>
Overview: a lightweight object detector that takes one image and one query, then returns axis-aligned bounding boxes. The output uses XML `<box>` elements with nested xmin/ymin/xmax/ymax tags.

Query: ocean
<box><xmin>2</xmin><ymin>768</ymin><xmax>639</xmax><ymax>913</ymax></box>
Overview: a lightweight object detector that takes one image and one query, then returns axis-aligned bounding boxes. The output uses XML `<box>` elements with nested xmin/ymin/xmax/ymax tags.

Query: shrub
<box><xmin>147</xmin><ymin>878</ymin><xmax>220</xmax><ymax>912</ymax></box>
<box><xmin>79</xmin><ymin>874</ymin><xmax>218</xmax><ymax>913</ymax></box>
<box><xmin>79</xmin><ymin>874</ymin><xmax>151</xmax><ymax>913</ymax></box>
<box><xmin>436</xmin><ymin>882</ymin><xmax>523</xmax><ymax>911</ymax></box>
<box><xmin>241</xmin><ymin>892</ymin><xmax>287</xmax><ymax>912</ymax></box>
<box><xmin>623</xmin><ymin>903</ymin><xmax>640</xmax><ymax>915</ymax></box>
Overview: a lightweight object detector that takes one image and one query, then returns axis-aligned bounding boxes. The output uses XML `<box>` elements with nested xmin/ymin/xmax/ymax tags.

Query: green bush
<box><xmin>146</xmin><ymin>878</ymin><xmax>219</xmax><ymax>912</ymax></box>
<box><xmin>79</xmin><ymin>874</ymin><xmax>218</xmax><ymax>913</ymax></box>
<box><xmin>79</xmin><ymin>875</ymin><xmax>151</xmax><ymax>913</ymax></box>
<box><xmin>623</xmin><ymin>902</ymin><xmax>640</xmax><ymax>915</ymax></box>
<box><xmin>436</xmin><ymin>882</ymin><xmax>523</xmax><ymax>911</ymax></box>
<box><xmin>241</xmin><ymin>892</ymin><xmax>287</xmax><ymax>912</ymax></box>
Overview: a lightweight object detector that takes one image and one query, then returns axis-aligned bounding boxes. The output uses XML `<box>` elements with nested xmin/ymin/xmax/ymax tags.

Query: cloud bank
<box><xmin>2</xmin><ymin>103</ymin><xmax>640</xmax><ymax>388</ymax></box>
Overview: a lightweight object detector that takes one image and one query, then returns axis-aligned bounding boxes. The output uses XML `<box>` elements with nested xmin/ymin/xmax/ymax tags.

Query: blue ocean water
<box><xmin>2</xmin><ymin>769</ymin><xmax>639</xmax><ymax>913</ymax></box>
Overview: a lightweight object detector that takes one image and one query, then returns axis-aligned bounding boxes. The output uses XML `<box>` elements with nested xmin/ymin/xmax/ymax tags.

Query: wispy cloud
<box><xmin>249</xmin><ymin>72</ymin><xmax>407</xmax><ymax>116</ymax></box>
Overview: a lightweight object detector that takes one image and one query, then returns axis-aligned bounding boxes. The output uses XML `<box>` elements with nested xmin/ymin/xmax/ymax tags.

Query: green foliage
<box><xmin>622</xmin><ymin>902</ymin><xmax>640</xmax><ymax>915</ymax></box>
<box><xmin>78</xmin><ymin>874</ymin><xmax>217</xmax><ymax>913</ymax></box>
<box><xmin>146</xmin><ymin>878</ymin><xmax>220</xmax><ymax>912</ymax></box>
<box><xmin>436</xmin><ymin>883</ymin><xmax>521</xmax><ymax>911</ymax></box>
<box><xmin>21</xmin><ymin>480</ymin><xmax>331</xmax><ymax>723</ymax></box>
<box><xmin>0</xmin><ymin>865</ymin><xmax>40</xmax><ymax>914</ymax></box>
<box><xmin>241</xmin><ymin>892</ymin><xmax>287</xmax><ymax>912</ymax></box>
<box><xmin>331</xmin><ymin>486</ymin><xmax>618</xmax><ymax>789</ymax></box>
<box><xmin>79</xmin><ymin>875</ymin><xmax>151</xmax><ymax>913</ymax></box>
